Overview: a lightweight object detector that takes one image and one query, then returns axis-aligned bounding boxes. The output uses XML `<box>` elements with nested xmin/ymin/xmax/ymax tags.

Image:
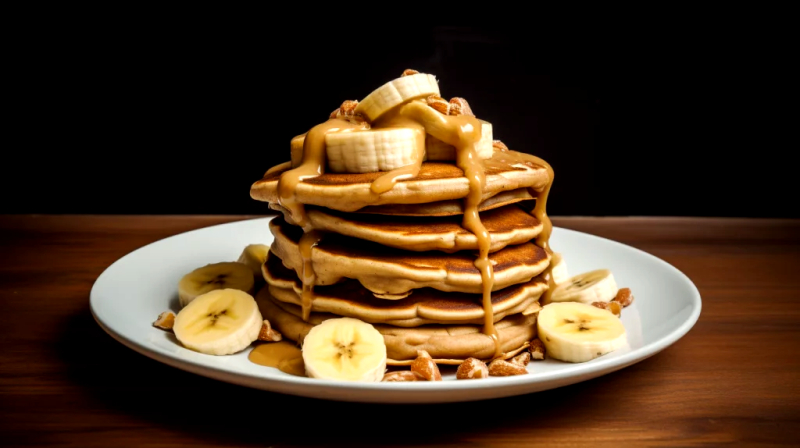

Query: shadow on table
<box><xmin>56</xmin><ymin>307</ymin><xmax>652</xmax><ymax>447</ymax></box>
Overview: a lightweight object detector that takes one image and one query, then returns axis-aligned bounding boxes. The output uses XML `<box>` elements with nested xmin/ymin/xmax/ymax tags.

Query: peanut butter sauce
<box><xmin>248</xmin><ymin>341</ymin><xmax>306</xmax><ymax>376</ymax></box>
<box><xmin>299</xmin><ymin>230</ymin><xmax>323</xmax><ymax>321</ymax></box>
<box><xmin>277</xmin><ymin>118</ymin><xmax>367</xmax><ymax>229</ymax></box>
<box><xmin>277</xmin><ymin>118</ymin><xmax>367</xmax><ymax>324</ymax></box>
<box><xmin>392</xmin><ymin>101</ymin><xmax>501</xmax><ymax>358</ymax></box>
<box><xmin>485</xmin><ymin>150</ymin><xmax>556</xmax><ymax>301</ymax></box>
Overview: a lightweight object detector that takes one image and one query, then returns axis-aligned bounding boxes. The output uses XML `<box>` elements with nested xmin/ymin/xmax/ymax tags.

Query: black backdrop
<box><xmin>4</xmin><ymin>19</ymin><xmax>794</xmax><ymax>217</ymax></box>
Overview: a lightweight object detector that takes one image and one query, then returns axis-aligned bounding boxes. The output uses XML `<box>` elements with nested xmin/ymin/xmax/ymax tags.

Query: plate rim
<box><xmin>89</xmin><ymin>217</ymin><xmax>702</xmax><ymax>398</ymax></box>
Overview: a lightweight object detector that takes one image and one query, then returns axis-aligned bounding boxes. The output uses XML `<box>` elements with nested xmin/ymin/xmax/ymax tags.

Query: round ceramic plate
<box><xmin>90</xmin><ymin>217</ymin><xmax>701</xmax><ymax>404</ymax></box>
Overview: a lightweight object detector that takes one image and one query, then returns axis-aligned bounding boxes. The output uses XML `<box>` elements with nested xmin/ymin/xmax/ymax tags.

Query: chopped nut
<box><xmin>607</xmin><ymin>301</ymin><xmax>622</xmax><ymax>316</ymax></box>
<box><xmin>529</xmin><ymin>338</ymin><xmax>546</xmax><ymax>360</ymax></box>
<box><xmin>591</xmin><ymin>301</ymin><xmax>621</xmax><ymax>317</ymax></box>
<box><xmin>488</xmin><ymin>359</ymin><xmax>528</xmax><ymax>376</ymax></box>
<box><xmin>382</xmin><ymin>370</ymin><xmax>420</xmax><ymax>382</ymax></box>
<box><xmin>426</xmin><ymin>94</ymin><xmax>450</xmax><ymax>115</ymax></box>
<box><xmin>401</xmin><ymin>69</ymin><xmax>419</xmax><ymax>76</ymax></box>
<box><xmin>456</xmin><ymin>357</ymin><xmax>488</xmax><ymax>380</ymax></box>
<box><xmin>410</xmin><ymin>350</ymin><xmax>442</xmax><ymax>381</ymax></box>
<box><xmin>329</xmin><ymin>100</ymin><xmax>370</xmax><ymax>126</ymax></box>
<box><xmin>613</xmin><ymin>288</ymin><xmax>635</xmax><ymax>307</ymax></box>
<box><xmin>152</xmin><ymin>311</ymin><xmax>175</xmax><ymax>331</ymax></box>
<box><xmin>492</xmin><ymin>140</ymin><xmax>509</xmax><ymax>152</ymax></box>
<box><xmin>448</xmin><ymin>97</ymin><xmax>474</xmax><ymax>117</ymax></box>
<box><xmin>257</xmin><ymin>320</ymin><xmax>282</xmax><ymax>342</ymax></box>
<box><xmin>511</xmin><ymin>352</ymin><xmax>531</xmax><ymax>367</ymax></box>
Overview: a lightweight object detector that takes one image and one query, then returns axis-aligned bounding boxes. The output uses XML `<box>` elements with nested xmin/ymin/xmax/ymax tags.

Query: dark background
<box><xmin>4</xmin><ymin>16</ymin><xmax>795</xmax><ymax>217</ymax></box>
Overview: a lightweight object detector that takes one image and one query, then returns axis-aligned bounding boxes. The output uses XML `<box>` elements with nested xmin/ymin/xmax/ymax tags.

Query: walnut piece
<box><xmin>152</xmin><ymin>311</ymin><xmax>175</xmax><ymax>331</ymax></box>
<box><xmin>591</xmin><ymin>301</ymin><xmax>621</xmax><ymax>317</ymax></box>
<box><xmin>529</xmin><ymin>338</ymin><xmax>546</xmax><ymax>360</ymax></box>
<box><xmin>456</xmin><ymin>357</ymin><xmax>488</xmax><ymax>380</ymax></box>
<box><xmin>448</xmin><ymin>97</ymin><xmax>474</xmax><ymax>117</ymax></box>
<box><xmin>257</xmin><ymin>320</ymin><xmax>282</xmax><ymax>342</ymax></box>
<box><xmin>511</xmin><ymin>352</ymin><xmax>531</xmax><ymax>367</ymax></box>
<box><xmin>492</xmin><ymin>140</ymin><xmax>509</xmax><ymax>152</ymax></box>
<box><xmin>411</xmin><ymin>350</ymin><xmax>442</xmax><ymax>381</ymax></box>
<box><xmin>426</xmin><ymin>94</ymin><xmax>450</xmax><ymax>115</ymax></box>
<box><xmin>382</xmin><ymin>371</ymin><xmax>420</xmax><ymax>382</ymax></box>
<box><xmin>488</xmin><ymin>359</ymin><xmax>528</xmax><ymax>376</ymax></box>
<box><xmin>329</xmin><ymin>100</ymin><xmax>370</xmax><ymax>126</ymax></box>
<box><xmin>613</xmin><ymin>287</ymin><xmax>635</xmax><ymax>307</ymax></box>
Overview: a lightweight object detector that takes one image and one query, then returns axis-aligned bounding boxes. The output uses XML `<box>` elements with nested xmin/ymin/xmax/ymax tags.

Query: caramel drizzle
<box><xmin>485</xmin><ymin>150</ymin><xmax>555</xmax><ymax>300</ymax></box>
<box><xmin>277</xmin><ymin>118</ymin><xmax>367</xmax><ymax>322</ymax></box>
<box><xmin>277</xmin><ymin>119</ymin><xmax>367</xmax><ymax>228</ymax></box>
<box><xmin>298</xmin><ymin>230</ymin><xmax>322</xmax><ymax>321</ymax></box>
<box><xmin>392</xmin><ymin>101</ymin><xmax>502</xmax><ymax>359</ymax></box>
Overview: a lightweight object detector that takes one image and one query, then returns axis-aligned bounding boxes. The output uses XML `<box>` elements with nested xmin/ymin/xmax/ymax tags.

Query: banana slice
<box><xmin>426</xmin><ymin>120</ymin><xmax>494</xmax><ymax>160</ymax></box>
<box><xmin>325</xmin><ymin>128</ymin><xmax>423</xmax><ymax>173</ymax></box>
<box><xmin>537</xmin><ymin>302</ymin><xmax>627</xmax><ymax>363</ymax></box>
<box><xmin>237</xmin><ymin>244</ymin><xmax>270</xmax><ymax>279</ymax></box>
<box><xmin>178</xmin><ymin>262</ymin><xmax>255</xmax><ymax>307</ymax></box>
<box><xmin>550</xmin><ymin>252</ymin><xmax>570</xmax><ymax>285</ymax></box>
<box><xmin>355</xmin><ymin>72</ymin><xmax>440</xmax><ymax>121</ymax></box>
<box><xmin>301</xmin><ymin>317</ymin><xmax>387</xmax><ymax>382</ymax></box>
<box><xmin>547</xmin><ymin>269</ymin><xmax>618</xmax><ymax>305</ymax></box>
<box><xmin>173</xmin><ymin>288</ymin><xmax>263</xmax><ymax>355</ymax></box>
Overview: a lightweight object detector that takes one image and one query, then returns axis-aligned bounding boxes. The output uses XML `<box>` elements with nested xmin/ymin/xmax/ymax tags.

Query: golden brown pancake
<box><xmin>275</xmin><ymin>205</ymin><xmax>541</xmax><ymax>253</ymax></box>
<box><xmin>262</xmin><ymin>251</ymin><xmax>544</xmax><ymax>326</ymax></box>
<box><xmin>250</xmin><ymin>156</ymin><xmax>550</xmax><ymax>212</ymax></box>
<box><xmin>352</xmin><ymin>188</ymin><xmax>535</xmax><ymax>216</ymax></box>
<box><xmin>269</xmin><ymin>216</ymin><xmax>551</xmax><ymax>295</ymax></box>
<box><xmin>256</xmin><ymin>287</ymin><xmax>537</xmax><ymax>364</ymax></box>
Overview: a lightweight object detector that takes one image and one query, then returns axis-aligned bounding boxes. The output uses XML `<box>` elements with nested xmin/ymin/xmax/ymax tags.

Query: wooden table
<box><xmin>1</xmin><ymin>215</ymin><xmax>798</xmax><ymax>447</ymax></box>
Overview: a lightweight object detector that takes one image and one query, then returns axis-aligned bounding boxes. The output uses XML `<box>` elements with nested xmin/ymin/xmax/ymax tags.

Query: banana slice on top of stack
<box><xmin>291</xmin><ymin>70</ymin><xmax>498</xmax><ymax>174</ymax></box>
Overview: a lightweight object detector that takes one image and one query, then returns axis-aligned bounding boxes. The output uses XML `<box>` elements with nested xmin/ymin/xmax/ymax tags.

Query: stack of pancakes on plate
<box><xmin>250</xmin><ymin>158</ymin><xmax>554</xmax><ymax>365</ymax></box>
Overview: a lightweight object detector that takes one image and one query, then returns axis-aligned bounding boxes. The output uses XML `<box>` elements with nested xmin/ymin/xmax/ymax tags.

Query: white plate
<box><xmin>90</xmin><ymin>217</ymin><xmax>701</xmax><ymax>404</ymax></box>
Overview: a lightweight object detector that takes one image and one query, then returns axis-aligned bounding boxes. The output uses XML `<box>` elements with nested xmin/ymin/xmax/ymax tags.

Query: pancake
<box><xmin>269</xmin><ymin>216</ymin><xmax>551</xmax><ymax>295</ymax></box>
<box><xmin>262</xmin><ymin>251</ymin><xmax>545</xmax><ymax>326</ymax></box>
<box><xmin>250</xmin><ymin>153</ymin><xmax>550</xmax><ymax>212</ymax></box>
<box><xmin>287</xmin><ymin>205</ymin><xmax>541</xmax><ymax>253</ymax></box>
<box><xmin>256</xmin><ymin>287</ymin><xmax>537</xmax><ymax>364</ymax></box>
<box><xmin>353</xmin><ymin>188</ymin><xmax>535</xmax><ymax>217</ymax></box>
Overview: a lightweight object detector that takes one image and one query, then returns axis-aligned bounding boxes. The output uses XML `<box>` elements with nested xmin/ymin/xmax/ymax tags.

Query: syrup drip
<box><xmin>299</xmin><ymin>230</ymin><xmax>323</xmax><ymax>321</ymax></box>
<box><xmin>277</xmin><ymin>118</ymin><xmax>366</xmax><ymax>322</ymax></box>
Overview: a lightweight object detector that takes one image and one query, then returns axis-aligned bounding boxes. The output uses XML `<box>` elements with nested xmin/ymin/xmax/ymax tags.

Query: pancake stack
<box><xmin>249</xmin><ymin>70</ymin><xmax>556</xmax><ymax>365</ymax></box>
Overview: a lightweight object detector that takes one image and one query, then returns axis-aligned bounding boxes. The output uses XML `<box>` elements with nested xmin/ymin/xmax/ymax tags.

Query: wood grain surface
<box><xmin>1</xmin><ymin>215</ymin><xmax>798</xmax><ymax>447</ymax></box>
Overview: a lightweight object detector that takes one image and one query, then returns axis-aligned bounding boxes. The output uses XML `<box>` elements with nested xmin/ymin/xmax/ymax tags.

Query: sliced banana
<box><xmin>550</xmin><ymin>252</ymin><xmax>570</xmax><ymax>285</ymax></box>
<box><xmin>325</xmin><ymin>127</ymin><xmax>423</xmax><ymax>173</ymax></box>
<box><xmin>426</xmin><ymin>120</ymin><xmax>494</xmax><ymax>160</ymax></box>
<box><xmin>173</xmin><ymin>288</ymin><xmax>263</xmax><ymax>355</ymax></box>
<box><xmin>355</xmin><ymin>72</ymin><xmax>440</xmax><ymax>121</ymax></box>
<box><xmin>537</xmin><ymin>302</ymin><xmax>627</xmax><ymax>363</ymax></box>
<box><xmin>237</xmin><ymin>244</ymin><xmax>270</xmax><ymax>279</ymax></box>
<box><xmin>547</xmin><ymin>269</ymin><xmax>617</xmax><ymax>305</ymax></box>
<box><xmin>301</xmin><ymin>317</ymin><xmax>387</xmax><ymax>382</ymax></box>
<box><xmin>178</xmin><ymin>262</ymin><xmax>254</xmax><ymax>307</ymax></box>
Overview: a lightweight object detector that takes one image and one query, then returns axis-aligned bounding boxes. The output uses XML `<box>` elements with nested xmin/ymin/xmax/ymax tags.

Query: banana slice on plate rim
<box><xmin>178</xmin><ymin>261</ymin><xmax>255</xmax><ymax>307</ymax></box>
<box><xmin>537</xmin><ymin>302</ymin><xmax>627</xmax><ymax>363</ymax></box>
<box><xmin>173</xmin><ymin>288</ymin><xmax>263</xmax><ymax>356</ymax></box>
<box><xmin>301</xmin><ymin>317</ymin><xmax>387</xmax><ymax>382</ymax></box>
